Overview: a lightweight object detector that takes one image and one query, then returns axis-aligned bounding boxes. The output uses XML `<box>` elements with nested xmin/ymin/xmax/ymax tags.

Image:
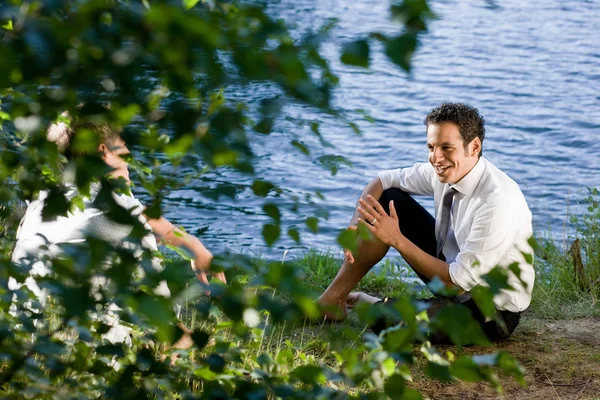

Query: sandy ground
<box><xmin>412</xmin><ymin>317</ymin><xmax>600</xmax><ymax>400</ymax></box>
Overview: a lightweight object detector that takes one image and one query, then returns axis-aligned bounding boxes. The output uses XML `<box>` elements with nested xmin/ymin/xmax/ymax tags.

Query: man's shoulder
<box><xmin>480</xmin><ymin>158</ymin><xmax>523</xmax><ymax>192</ymax></box>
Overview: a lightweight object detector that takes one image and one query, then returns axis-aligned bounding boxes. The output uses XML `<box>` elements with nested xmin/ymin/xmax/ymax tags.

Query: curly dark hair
<box><xmin>424</xmin><ymin>102</ymin><xmax>485</xmax><ymax>157</ymax></box>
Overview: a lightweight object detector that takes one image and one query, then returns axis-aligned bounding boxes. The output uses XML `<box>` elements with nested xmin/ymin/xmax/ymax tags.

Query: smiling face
<box><xmin>427</xmin><ymin>122</ymin><xmax>481</xmax><ymax>184</ymax></box>
<box><xmin>99</xmin><ymin>137</ymin><xmax>131</xmax><ymax>183</ymax></box>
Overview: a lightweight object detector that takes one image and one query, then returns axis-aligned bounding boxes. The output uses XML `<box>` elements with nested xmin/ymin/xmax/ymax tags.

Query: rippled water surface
<box><xmin>150</xmin><ymin>0</ymin><xmax>600</xmax><ymax>260</ymax></box>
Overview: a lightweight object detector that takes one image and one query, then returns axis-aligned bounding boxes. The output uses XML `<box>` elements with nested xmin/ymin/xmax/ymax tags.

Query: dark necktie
<box><xmin>437</xmin><ymin>187</ymin><xmax>472</xmax><ymax>303</ymax></box>
<box><xmin>436</xmin><ymin>187</ymin><xmax>458</xmax><ymax>259</ymax></box>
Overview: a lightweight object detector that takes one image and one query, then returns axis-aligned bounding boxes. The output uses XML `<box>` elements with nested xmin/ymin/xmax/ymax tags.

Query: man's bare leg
<box><xmin>317</xmin><ymin>236</ymin><xmax>389</xmax><ymax>320</ymax></box>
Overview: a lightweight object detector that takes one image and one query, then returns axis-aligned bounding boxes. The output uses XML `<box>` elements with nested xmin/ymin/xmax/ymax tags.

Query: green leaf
<box><xmin>291</xmin><ymin>140</ymin><xmax>310</xmax><ymax>155</ymax></box>
<box><xmin>384</xmin><ymin>374</ymin><xmax>406</xmax><ymax>399</ymax></box>
<box><xmin>348</xmin><ymin>121</ymin><xmax>362</xmax><ymax>135</ymax></box>
<box><xmin>496</xmin><ymin>352</ymin><xmax>526</xmax><ymax>385</ymax></box>
<box><xmin>482</xmin><ymin>266</ymin><xmax>511</xmax><ymax>295</ymax></box>
<box><xmin>251</xmin><ymin>180</ymin><xmax>278</xmax><ymax>197</ymax></box>
<box><xmin>2</xmin><ymin>20</ymin><xmax>13</xmax><ymax>31</ymax></box>
<box><xmin>287</xmin><ymin>227</ymin><xmax>300</xmax><ymax>243</ymax></box>
<box><xmin>41</xmin><ymin>186</ymin><xmax>70</xmax><ymax>221</ymax></box>
<box><xmin>341</xmin><ymin>39</ymin><xmax>370</xmax><ymax>67</ymax></box>
<box><xmin>262</xmin><ymin>224</ymin><xmax>280</xmax><ymax>246</ymax></box>
<box><xmin>33</xmin><ymin>339</ymin><xmax>66</xmax><ymax>357</ymax></box>
<box><xmin>96</xmin><ymin>344</ymin><xmax>125</xmax><ymax>357</ymax></box>
<box><xmin>208</xmin><ymin>89</ymin><xmax>225</xmax><ymax>116</ymax></box>
<box><xmin>165</xmin><ymin>135</ymin><xmax>194</xmax><ymax>157</ymax></box>
<box><xmin>183</xmin><ymin>0</ymin><xmax>201</xmax><ymax>10</ymax></box>
<box><xmin>470</xmin><ymin>285</ymin><xmax>496</xmax><ymax>319</ymax></box>
<box><xmin>318</xmin><ymin>154</ymin><xmax>352</xmax><ymax>175</ymax></box>
<box><xmin>263</xmin><ymin>203</ymin><xmax>281</xmax><ymax>222</ymax></box>
<box><xmin>432</xmin><ymin>304</ymin><xmax>490</xmax><ymax>347</ymax></box>
<box><xmin>139</xmin><ymin>295</ymin><xmax>176</xmax><ymax>342</ymax></box>
<box><xmin>385</xmin><ymin>33</ymin><xmax>418</xmax><ymax>72</ymax></box>
<box><xmin>382</xmin><ymin>327</ymin><xmax>413</xmax><ymax>352</ymax></box>
<box><xmin>450</xmin><ymin>356</ymin><xmax>487</xmax><ymax>382</ymax></box>
<box><xmin>290</xmin><ymin>365</ymin><xmax>326</xmax><ymax>384</ymax></box>
<box><xmin>205</xmin><ymin>354</ymin><xmax>226</xmax><ymax>373</ymax></box>
<box><xmin>426</xmin><ymin>361</ymin><xmax>453</xmax><ymax>382</ymax></box>
<box><xmin>337</xmin><ymin>227</ymin><xmax>357</xmax><ymax>252</ymax></box>
<box><xmin>191</xmin><ymin>330</ymin><xmax>210</xmax><ymax>350</ymax></box>
<box><xmin>306</xmin><ymin>217</ymin><xmax>319</xmax><ymax>233</ymax></box>
<box><xmin>145</xmin><ymin>196</ymin><xmax>163</xmax><ymax>219</ymax></box>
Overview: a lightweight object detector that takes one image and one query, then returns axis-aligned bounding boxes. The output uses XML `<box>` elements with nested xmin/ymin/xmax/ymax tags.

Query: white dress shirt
<box><xmin>10</xmin><ymin>185</ymin><xmax>173</xmax><ymax>344</ymax></box>
<box><xmin>378</xmin><ymin>157</ymin><xmax>535</xmax><ymax>312</ymax></box>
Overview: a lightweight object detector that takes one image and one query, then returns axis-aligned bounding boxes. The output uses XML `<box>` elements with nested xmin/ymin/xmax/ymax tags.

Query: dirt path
<box><xmin>413</xmin><ymin>317</ymin><xmax>600</xmax><ymax>400</ymax></box>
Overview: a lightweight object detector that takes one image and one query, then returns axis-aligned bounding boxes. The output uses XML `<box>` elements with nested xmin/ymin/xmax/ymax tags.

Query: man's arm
<box><xmin>358</xmin><ymin>195</ymin><xmax>457</xmax><ymax>288</ymax></box>
<box><xmin>393</xmin><ymin>235</ymin><xmax>456</xmax><ymax>288</ymax></box>
<box><xmin>145</xmin><ymin>215</ymin><xmax>226</xmax><ymax>285</ymax></box>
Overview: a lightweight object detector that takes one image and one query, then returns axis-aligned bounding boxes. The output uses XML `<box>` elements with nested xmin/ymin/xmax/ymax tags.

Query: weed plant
<box><xmin>530</xmin><ymin>188</ymin><xmax>600</xmax><ymax>319</ymax></box>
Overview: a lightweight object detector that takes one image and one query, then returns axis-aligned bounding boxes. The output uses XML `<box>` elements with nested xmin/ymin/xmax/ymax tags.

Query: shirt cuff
<box><xmin>448</xmin><ymin>261</ymin><xmax>480</xmax><ymax>291</ymax></box>
<box><xmin>377</xmin><ymin>170</ymin><xmax>396</xmax><ymax>190</ymax></box>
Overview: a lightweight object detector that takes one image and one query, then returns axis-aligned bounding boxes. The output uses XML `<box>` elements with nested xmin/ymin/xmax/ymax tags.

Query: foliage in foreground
<box><xmin>0</xmin><ymin>0</ymin><xmax>538</xmax><ymax>398</ymax></box>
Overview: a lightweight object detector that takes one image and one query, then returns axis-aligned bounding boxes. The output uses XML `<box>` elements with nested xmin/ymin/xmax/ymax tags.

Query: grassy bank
<box><xmin>177</xmin><ymin>221</ymin><xmax>600</xmax><ymax>399</ymax></box>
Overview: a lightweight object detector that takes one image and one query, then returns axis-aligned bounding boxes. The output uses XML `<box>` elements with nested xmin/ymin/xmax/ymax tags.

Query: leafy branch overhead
<box><xmin>341</xmin><ymin>0</ymin><xmax>435</xmax><ymax>72</ymax></box>
<box><xmin>0</xmin><ymin>0</ymin><xmax>533</xmax><ymax>398</ymax></box>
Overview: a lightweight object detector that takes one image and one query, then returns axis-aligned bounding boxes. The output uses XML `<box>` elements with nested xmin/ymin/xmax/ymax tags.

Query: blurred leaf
<box><xmin>341</xmin><ymin>39</ymin><xmax>370</xmax><ymax>67</ymax></box>
<box><xmin>192</xmin><ymin>330</ymin><xmax>210</xmax><ymax>350</ymax></box>
<box><xmin>384</xmin><ymin>374</ymin><xmax>406</xmax><ymax>399</ymax></box>
<box><xmin>290</xmin><ymin>365</ymin><xmax>326</xmax><ymax>384</ymax></box>
<box><xmin>251</xmin><ymin>180</ymin><xmax>278</xmax><ymax>197</ymax></box>
<box><xmin>33</xmin><ymin>339</ymin><xmax>67</xmax><ymax>357</ymax></box>
<box><xmin>287</xmin><ymin>227</ymin><xmax>300</xmax><ymax>243</ymax></box>
<box><xmin>291</xmin><ymin>140</ymin><xmax>310</xmax><ymax>155</ymax></box>
<box><xmin>337</xmin><ymin>227</ymin><xmax>357</xmax><ymax>252</ymax></box>
<box><xmin>496</xmin><ymin>352</ymin><xmax>526</xmax><ymax>385</ymax></box>
<box><xmin>470</xmin><ymin>285</ymin><xmax>495</xmax><ymax>319</ymax></box>
<box><xmin>426</xmin><ymin>361</ymin><xmax>452</xmax><ymax>382</ymax></box>
<box><xmin>41</xmin><ymin>186</ymin><xmax>70</xmax><ymax>221</ymax></box>
<box><xmin>306</xmin><ymin>217</ymin><xmax>319</xmax><ymax>233</ymax></box>
<box><xmin>263</xmin><ymin>203</ymin><xmax>281</xmax><ymax>222</ymax></box>
<box><xmin>139</xmin><ymin>295</ymin><xmax>176</xmax><ymax>342</ymax></box>
<box><xmin>205</xmin><ymin>353</ymin><xmax>226</xmax><ymax>373</ymax></box>
<box><xmin>385</xmin><ymin>33</ymin><xmax>418</xmax><ymax>72</ymax></box>
<box><xmin>450</xmin><ymin>356</ymin><xmax>487</xmax><ymax>382</ymax></box>
<box><xmin>183</xmin><ymin>0</ymin><xmax>201</xmax><ymax>10</ymax></box>
<box><xmin>262</xmin><ymin>224</ymin><xmax>280</xmax><ymax>246</ymax></box>
<box><xmin>382</xmin><ymin>327</ymin><xmax>413</xmax><ymax>352</ymax></box>
<box><xmin>318</xmin><ymin>154</ymin><xmax>352</xmax><ymax>175</ymax></box>
<box><xmin>432</xmin><ymin>304</ymin><xmax>489</xmax><ymax>347</ymax></box>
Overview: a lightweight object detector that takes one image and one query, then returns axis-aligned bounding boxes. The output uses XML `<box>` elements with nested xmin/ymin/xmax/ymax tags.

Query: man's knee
<box><xmin>379</xmin><ymin>188</ymin><xmax>413</xmax><ymax>215</ymax></box>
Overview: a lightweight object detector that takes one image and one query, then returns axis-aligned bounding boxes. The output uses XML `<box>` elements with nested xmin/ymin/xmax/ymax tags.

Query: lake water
<box><xmin>155</xmin><ymin>0</ymin><xmax>600</xmax><ymax>261</ymax></box>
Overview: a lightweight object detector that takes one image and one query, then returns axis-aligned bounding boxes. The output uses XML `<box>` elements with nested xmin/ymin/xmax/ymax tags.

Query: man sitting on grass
<box><xmin>10</xmin><ymin>117</ymin><xmax>225</xmax><ymax>348</ymax></box>
<box><xmin>318</xmin><ymin>102</ymin><xmax>534</xmax><ymax>343</ymax></box>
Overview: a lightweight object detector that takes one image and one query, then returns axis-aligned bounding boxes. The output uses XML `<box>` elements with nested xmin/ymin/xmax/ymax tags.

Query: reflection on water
<box><xmin>138</xmin><ymin>0</ymin><xmax>600</xmax><ymax>260</ymax></box>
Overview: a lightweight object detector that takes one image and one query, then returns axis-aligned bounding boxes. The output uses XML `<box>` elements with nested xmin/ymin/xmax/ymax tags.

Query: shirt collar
<box><xmin>449</xmin><ymin>157</ymin><xmax>486</xmax><ymax>197</ymax></box>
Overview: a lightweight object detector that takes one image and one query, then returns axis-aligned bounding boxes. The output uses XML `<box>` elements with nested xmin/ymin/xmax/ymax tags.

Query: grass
<box><xmin>176</xmin><ymin>203</ymin><xmax>600</xmax><ymax>399</ymax></box>
<box><xmin>530</xmin><ymin>238</ymin><xmax>600</xmax><ymax>319</ymax></box>
<box><xmin>5</xmin><ymin>192</ymin><xmax>599</xmax><ymax>399</ymax></box>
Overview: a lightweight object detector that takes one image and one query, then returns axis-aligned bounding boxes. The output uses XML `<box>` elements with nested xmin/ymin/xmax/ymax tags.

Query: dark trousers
<box><xmin>370</xmin><ymin>188</ymin><xmax>521</xmax><ymax>344</ymax></box>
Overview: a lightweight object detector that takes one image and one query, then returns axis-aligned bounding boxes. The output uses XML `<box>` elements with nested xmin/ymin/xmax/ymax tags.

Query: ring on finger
<box><xmin>370</xmin><ymin>218</ymin><xmax>377</xmax><ymax>224</ymax></box>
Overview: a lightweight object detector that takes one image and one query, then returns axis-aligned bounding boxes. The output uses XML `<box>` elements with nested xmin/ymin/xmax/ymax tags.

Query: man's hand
<box><xmin>193</xmin><ymin>259</ymin><xmax>227</xmax><ymax>285</ymax></box>
<box><xmin>357</xmin><ymin>195</ymin><xmax>403</xmax><ymax>248</ymax></box>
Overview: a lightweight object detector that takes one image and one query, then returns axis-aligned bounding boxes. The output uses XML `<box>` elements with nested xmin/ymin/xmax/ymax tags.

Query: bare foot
<box><xmin>317</xmin><ymin>295</ymin><xmax>348</xmax><ymax>321</ymax></box>
<box><xmin>346</xmin><ymin>292</ymin><xmax>381</xmax><ymax>309</ymax></box>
